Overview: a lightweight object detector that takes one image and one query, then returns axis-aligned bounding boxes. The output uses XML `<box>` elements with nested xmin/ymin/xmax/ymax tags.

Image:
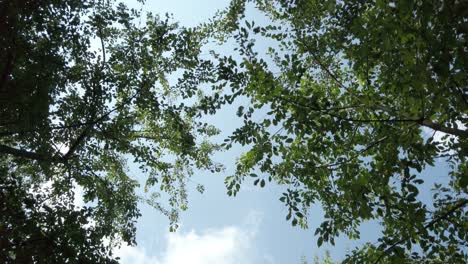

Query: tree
<box><xmin>0</xmin><ymin>0</ymin><xmax>219</xmax><ymax>262</ymax></box>
<box><xmin>198</xmin><ymin>0</ymin><xmax>467</xmax><ymax>262</ymax></box>
<box><xmin>304</xmin><ymin>250</ymin><xmax>444</xmax><ymax>264</ymax></box>
<box><xmin>2</xmin><ymin>0</ymin><xmax>466</xmax><ymax>262</ymax></box>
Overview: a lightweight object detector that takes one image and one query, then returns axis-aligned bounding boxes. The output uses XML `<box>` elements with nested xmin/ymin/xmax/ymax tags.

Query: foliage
<box><xmin>0</xmin><ymin>169</ymin><xmax>118</xmax><ymax>263</ymax></box>
<box><xmin>198</xmin><ymin>0</ymin><xmax>468</xmax><ymax>262</ymax></box>
<box><xmin>0</xmin><ymin>0</ymin><xmax>219</xmax><ymax>262</ymax></box>
<box><xmin>1</xmin><ymin>0</ymin><xmax>467</xmax><ymax>262</ymax></box>
<box><xmin>313</xmin><ymin>251</ymin><xmax>334</xmax><ymax>264</ymax></box>
<box><xmin>303</xmin><ymin>249</ymin><xmax>446</xmax><ymax>264</ymax></box>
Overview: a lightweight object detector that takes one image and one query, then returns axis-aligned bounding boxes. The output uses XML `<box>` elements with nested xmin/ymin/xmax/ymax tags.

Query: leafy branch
<box><xmin>373</xmin><ymin>198</ymin><xmax>468</xmax><ymax>264</ymax></box>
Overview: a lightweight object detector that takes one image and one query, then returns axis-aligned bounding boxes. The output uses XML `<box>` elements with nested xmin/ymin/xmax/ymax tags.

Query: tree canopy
<box><xmin>1</xmin><ymin>0</ymin><xmax>219</xmax><ymax>262</ymax></box>
<box><xmin>203</xmin><ymin>0</ymin><xmax>467</xmax><ymax>262</ymax></box>
<box><xmin>1</xmin><ymin>0</ymin><xmax>467</xmax><ymax>263</ymax></box>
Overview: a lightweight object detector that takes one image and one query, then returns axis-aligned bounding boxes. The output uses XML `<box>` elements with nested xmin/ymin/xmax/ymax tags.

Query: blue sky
<box><xmin>75</xmin><ymin>1</ymin><xmax>457</xmax><ymax>263</ymax></box>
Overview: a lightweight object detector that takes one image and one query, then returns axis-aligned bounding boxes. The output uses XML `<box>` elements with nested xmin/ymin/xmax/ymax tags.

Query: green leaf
<box><xmin>317</xmin><ymin>237</ymin><xmax>323</xmax><ymax>247</ymax></box>
<box><xmin>292</xmin><ymin>218</ymin><xmax>298</xmax><ymax>226</ymax></box>
<box><xmin>254</xmin><ymin>179</ymin><xmax>260</xmax><ymax>186</ymax></box>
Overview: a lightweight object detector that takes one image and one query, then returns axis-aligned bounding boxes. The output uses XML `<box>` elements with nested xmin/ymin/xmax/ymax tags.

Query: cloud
<box><xmin>115</xmin><ymin>211</ymin><xmax>263</xmax><ymax>264</ymax></box>
<box><xmin>115</xmin><ymin>245</ymin><xmax>160</xmax><ymax>264</ymax></box>
<box><xmin>163</xmin><ymin>227</ymin><xmax>251</xmax><ymax>264</ymax></box>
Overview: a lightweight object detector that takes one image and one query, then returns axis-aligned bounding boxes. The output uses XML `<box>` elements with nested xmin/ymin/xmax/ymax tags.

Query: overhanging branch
<box><xmin>0</xmin><ymin>144</ymin><xmax>63</xmax><ymax>162</ymax></box>
<box><xmin>373</xmin><ymin>199</ymin><xmax>468</xmax><ymax>264</ymax></box>
<box><xmin>418</xmin><ymin>119</ymin><xmax>467</xmax><ymax>138</ymax></box>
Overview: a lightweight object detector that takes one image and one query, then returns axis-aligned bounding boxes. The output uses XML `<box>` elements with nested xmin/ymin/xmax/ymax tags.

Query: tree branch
<box><xmin>98</xmin><ymin>25</ymin><xmax>106</xmax><ymax>70</ymax></box>
<box><xmin>0</xmin><ymin>144</ymin><xmax>63</xmax><ymax>162</ymax></box>
<box><xmin>418</xmin><ymin>119</ymin><xmax>467</xmax><ymax>138</ymax></box>
<box><xmin>373</xmin><ymin>198</ymin><xmax>468</xmax><ymax>264</ymax></box>
<box><xmin>63</xmin><ymin>89</ymin><xmax>143</xmax><ymax>158</ymax></box>
<box><xmin>0</xmin><ymin>120</ymin><xmax>101</xmax><ymax>137</ymax></box>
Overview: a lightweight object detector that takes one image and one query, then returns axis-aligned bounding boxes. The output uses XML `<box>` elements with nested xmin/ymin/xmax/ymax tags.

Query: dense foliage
<box><xmin>199</xmin><ymin>0</ymin><xmax>467</xmax><ymax>262</ymax></box>
<box><xmin>1</xmin><ymin>0</ymin><xmax>466</xmax><ymax>263</ymax></box>
<box><xmin>0</xmin><ymin>0</ymin><xmax>219</xmax><ymax>262</ymax></box>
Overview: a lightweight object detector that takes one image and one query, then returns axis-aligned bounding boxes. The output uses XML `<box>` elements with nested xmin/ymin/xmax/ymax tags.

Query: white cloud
<box><xmin>163</xmin><ymin>227</ymin><xmax>250</xmax><ymax>264</ymax></box>
<box><xmin>115</xmin><ymin>245</ymin><xmax>160</xmax><ymax>264</ymax></box>
<box><xmin>115</xmin><ymin>211</ymin><xmax>263</xmax><ymax>264</ymax></box>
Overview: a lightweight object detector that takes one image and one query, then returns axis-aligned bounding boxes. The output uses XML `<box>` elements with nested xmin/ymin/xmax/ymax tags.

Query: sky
<box><xmin>76</xmin><ymin>1</ymin><xmax>458</xmax><ymax>263</ymax></box>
